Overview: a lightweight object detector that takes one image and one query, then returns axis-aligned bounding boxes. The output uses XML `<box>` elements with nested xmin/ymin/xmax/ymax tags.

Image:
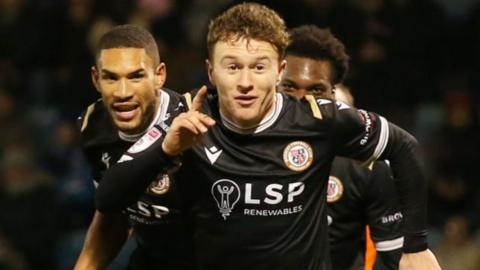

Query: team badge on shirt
<box><xmin>327</xmin><ymin>176</ymin><xmax>344</xmax><ymax>203</ymax></box>
<box><xmin>148</xmin><ymin>173</ymin><xmax>170</xmax><ymax>195</ymax></box>
<box><xmin>283</xmin><ymin>141</ymin><xmax>313</xmax><ymax>171</ymax></box>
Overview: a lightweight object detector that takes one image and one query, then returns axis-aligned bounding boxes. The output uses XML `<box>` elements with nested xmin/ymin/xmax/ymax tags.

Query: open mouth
<box><xmin>112</xmin><ymin>102</ymin><xmax>140</xmax><ymax>121</ymax></box>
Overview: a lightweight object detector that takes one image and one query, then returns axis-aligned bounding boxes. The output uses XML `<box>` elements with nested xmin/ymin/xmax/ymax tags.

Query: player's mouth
<box><xmin>112</xmin><ymin>102</ymin><xmax>140</xmax><ymax>121</ymax></box>
<box><xmin>234</xmin><ymin>95</ymin><xmax>257</xmax><ymax>107</ymax></box>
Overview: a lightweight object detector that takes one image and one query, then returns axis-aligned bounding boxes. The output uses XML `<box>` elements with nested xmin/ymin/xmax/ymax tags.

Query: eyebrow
<box><xmin>310</xmin><ymin>82</ymin><xmax>330</xmax><ymax>88</ymax></box>
<box><xmin>281</xmin><ymin>78</ymin><xmax>298</xmax><ymax>87</ymax></box>
<box><xmin>220</xmin><ymin>55</ymin><xmax>237</xmax><ymax>61</ymax></box>
<box><xmin>282</xmin><ymin>78</ymin><xmax>330</xmax><ymax>89</ymax></box>
<box><xmin>100</xmin><ymin>68</ymin><xmax>145</xmax><ymax>76</ymax></box>
<box><xmin>254</xmin><ymin>56</ymin><xmax>271</xmax><ymax>62</ymax></box>
<box><xmin>220</xmin><ymin>55</ymin><xmax>272</xmax><ymax>62</ymax></box>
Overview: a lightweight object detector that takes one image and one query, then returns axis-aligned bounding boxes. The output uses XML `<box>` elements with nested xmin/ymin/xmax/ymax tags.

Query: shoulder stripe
<box><xmin>365</xmin><ymin>161</ymin><xmax>374</xmax><ymax>171</ymax></box>
<box><xmin>305</xmin><ymin>95</ymin><xmax>322</xmax><ymax>119</ymax></box>
<box><xmin>183</xmin><ymin>92</ymin><xmax>192</xmax><ymax>110</ymax></box>
<box><xmin>81</xmin><ymin>103</ymin><xmax>96</xmax><ymax>132</ymax></box>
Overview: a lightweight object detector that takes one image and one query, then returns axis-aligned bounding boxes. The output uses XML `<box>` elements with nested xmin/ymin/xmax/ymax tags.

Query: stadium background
<box><xmin>0</xmin><ymin>0</ymin><xmax>479</xmax><ymax>269</ymax></box>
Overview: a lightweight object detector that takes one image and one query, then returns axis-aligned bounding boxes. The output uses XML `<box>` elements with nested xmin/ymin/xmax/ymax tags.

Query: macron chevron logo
<box><xmin>336</xmin><ymin>101</ymin><xmax>350</xmax><ymax>110</ymax></box>
<box><xmin>205</xmin><ymin>146</ymin><xmax>223</xmax><ymax>165</ymax></box>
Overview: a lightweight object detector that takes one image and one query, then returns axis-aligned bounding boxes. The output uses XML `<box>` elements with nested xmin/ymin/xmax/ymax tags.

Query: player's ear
<box><xmin>154</xmin><ymin>62</ymin><xmax>167</xmax><ymax>89</ymax></box>
<box><xmin>91</xmin><ymin>66</ymin><xmax>100</xmax><ymax>93</ymax></box>
<box><xmin>206</xmin><ymin>59</ymin><xmax>215</xmax><ymax>86</ymax></box>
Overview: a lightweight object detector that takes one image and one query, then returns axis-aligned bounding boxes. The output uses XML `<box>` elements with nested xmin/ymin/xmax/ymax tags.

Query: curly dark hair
<box><xmin>96</xmin><ymin>24</ymin><xmax>160</xmax><ymax>66</ymax></box>
<box><xmin>286</xmin><ymin>25</ymin><xmax>349</xmax><ymax>84</ymax></box>
<box><xmin>207</xmin><ymin>2</ymin><xmax>289</xmax><ymax>60</ymax></box>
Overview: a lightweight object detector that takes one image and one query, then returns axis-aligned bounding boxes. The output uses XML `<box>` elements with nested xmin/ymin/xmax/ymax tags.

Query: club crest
<box><xmin>283</xmin><ymin>141</ymin><xmax>313</xmax><ymax>171</ymax></box>
<box><xmin>327</xmin><ymin>176</ymin><xmax>344</xmax><ymax>203</ymax></box>
<box><xmin>149</xmin><ymin>174</ymin><xmax>170</xmax><ymax>195</ymax></box>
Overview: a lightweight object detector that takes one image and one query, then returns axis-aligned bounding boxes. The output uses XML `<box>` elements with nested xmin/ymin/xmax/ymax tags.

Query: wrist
<box><xmin>157</xmin><ymin>141</ymin><xmax>182</xmax><ymax>169</ymax></box>
<box><xmin>403</xmin><ymin>231</ymin><xmax>428</xmax><ymax>253</ymax></box>
<box><xmin>161</xmin><ymin>141</ymin><xmax>177</xmax><ymax>156</ymax></box>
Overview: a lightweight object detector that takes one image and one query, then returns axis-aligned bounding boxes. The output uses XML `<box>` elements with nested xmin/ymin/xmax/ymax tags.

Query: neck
<box><xmin>119</xmin><ymin>95</ymin><xmax>162</xmax><ymax>141</ymax></box>
<box><xmin>221</xmin><ymin>93</ymin><xmax>277</xmax><ymax>129</ymax></box>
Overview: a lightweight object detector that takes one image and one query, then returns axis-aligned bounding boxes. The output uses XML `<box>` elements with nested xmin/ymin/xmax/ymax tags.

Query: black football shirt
<box><xmin>177</xmin><ymin>92</ymin><xmax>390</xmax><ymax>270</ymax></box>
<box><xmin>79</xmin><ymin>89</ymin><xmax>193</xmax><ymax>269</ymax></box>
<box><xmin>97</xmin><ymin>90</ymin><xmax>427</xmax><ymax>270</ymax></box>
<box><xmin>327</xmin><ymin>158</ymin><xmax>403</xmax><ymax>270</ymax></box>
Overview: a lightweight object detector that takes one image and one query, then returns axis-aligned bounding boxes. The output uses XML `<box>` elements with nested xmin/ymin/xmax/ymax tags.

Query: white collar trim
<box><xmin>221</xmin><ymin>93</ymin><xmax>283</xmax><ymax>134</ymax></box>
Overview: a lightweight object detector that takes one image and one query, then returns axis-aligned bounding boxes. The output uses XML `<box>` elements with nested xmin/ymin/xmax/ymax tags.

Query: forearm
<box><xmin>74</xmin><ymin>211</ymin><xmax>130</xmax><ymax>270</ymax></box>
<box><xmin>380</xmin><ymin>123</ymin><xmax>427</xmax><ymax>252</ymax></box>
<box><xmin>96</xmin><ymin>145</ymin><xmax>173</xmax><ymax>212</ymax></box>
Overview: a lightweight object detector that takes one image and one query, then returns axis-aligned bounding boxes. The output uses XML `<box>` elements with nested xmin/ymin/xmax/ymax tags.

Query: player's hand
<box><xmin>162</xmin><ymin>86</ymin><xmax>215</xmax><ymax>156</ymax></box>
<box><xmin>399</xmin><ymin>249</ymin><xmax>441</xmax><ymax>270</ymax></box>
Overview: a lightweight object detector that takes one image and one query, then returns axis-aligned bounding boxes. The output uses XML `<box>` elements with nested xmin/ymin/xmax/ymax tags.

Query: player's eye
<box><xmin>227</xmin><ymin>64</ymin><xmax>239</xmax><ymax>71</ymax></box>
<box><xmin>311</xmin><ymin>87</ymin><xmax>327</xmax><ymax>94</ymax></box>
<box><xmin>310</xmin><ymin>84</ymin><xmax>332</xmax><ymax>97</ymax></box>
<box><xmin>129</xmin><ymin>72</ymin><xmax>145</xmax><ymax>81</ymax></box>
<box><xmin>255</xmin><ymin>64</ymin><xmax>265</xmax><ymax>71</ymax></box>
<box><xmin>281</xmin><ymin>83</ymin><xmax>295</xmax><ymax>92</ymax></box>
<box><xmin>102</xmin><ymin>74</ymin><xmax>117</xmax><ymax>81</ymax></box>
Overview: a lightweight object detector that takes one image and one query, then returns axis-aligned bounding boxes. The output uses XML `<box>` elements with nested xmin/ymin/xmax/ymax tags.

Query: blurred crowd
<box><xmin>0</xmin><ymin>0</ymin><xmax>480</xmax><ymax>269</ymax></box>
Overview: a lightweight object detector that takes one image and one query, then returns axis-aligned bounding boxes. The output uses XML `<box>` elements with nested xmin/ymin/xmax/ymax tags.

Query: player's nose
<box><xmin>294</xmin><ymin>89</ymin><xmax>308</xmax><ymax>100</ymax></box>
<box><xmin>113</xmin><ymin>79</ymin><xmax>133</xmax><ymax>99</ymax></box>
<box><xmin>237</xmin><ymin>69</ymin><xmax>254</xmax><ymax>92</ymax></box>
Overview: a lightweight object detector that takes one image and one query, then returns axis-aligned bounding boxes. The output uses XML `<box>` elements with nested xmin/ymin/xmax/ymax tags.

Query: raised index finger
<box><xmin>190</xmin><ymin>85</ymin><xmax>208</xmax><ymax>112</ymax></box>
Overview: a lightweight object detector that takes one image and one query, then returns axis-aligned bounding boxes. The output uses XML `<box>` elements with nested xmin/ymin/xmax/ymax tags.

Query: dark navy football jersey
<box><xmin>98</xmin><ymin>89</ymin><xmax>428</xmax><ymax>270</ymax></box>
<box><xmin>327</xmin><ymin>158</ymin><xmax>403</xmax><ymax>270</ymax></box>
<box><xmin>79</xmin><ymin>89</ymin><xmax>193</xmax><ymax>269</ymax></box>
<box><xmin>175</xmin><ymin>91</ymin><xmax>391</xmax><ymax>270</ymax></box>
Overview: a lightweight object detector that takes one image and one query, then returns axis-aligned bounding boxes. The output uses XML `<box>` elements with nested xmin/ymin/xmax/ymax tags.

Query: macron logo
<box><xmin>101</xmin><ymin>152</ymin><xmax>111</xmax><ymax>169</ymax></box>
<box><xmin>205</xmin><ymin>146</ymin><xmax>223</xmax><ymax>165</ymax></box>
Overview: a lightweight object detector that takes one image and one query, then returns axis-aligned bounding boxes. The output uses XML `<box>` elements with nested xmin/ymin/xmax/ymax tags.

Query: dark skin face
<box><xmin>91</xmin><ymin>48</ymin><xmax>166</xmax><ymax>134</ymax></box>
<box><xmin>278</xmin><ymin>55</ymin><xmax>335</xmax><ymax>100</ymax></box>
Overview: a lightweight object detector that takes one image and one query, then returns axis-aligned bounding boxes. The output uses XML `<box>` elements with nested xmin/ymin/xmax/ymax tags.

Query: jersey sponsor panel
<box><xmin>210</xmin><ymin>179</ymin><xmax>305</xmax><ymax>220</ymax></box>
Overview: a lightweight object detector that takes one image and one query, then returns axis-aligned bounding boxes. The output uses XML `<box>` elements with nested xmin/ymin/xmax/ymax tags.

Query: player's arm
<box><xmin>365</xmin><ymin>162</ymin><xmax>403</xmax><ymax>269</ymax></box>
<box><xmin>76</xmin><ymin>104</ymin><xmax>131</xmax><ymax>269</ymax></box>
<box><xmin>95</xmin><ymin>87</ymin><xmax>215</xmax><ymax>212</ymax></box>
<box><xmin>74</xmin><ymin>211</ymin><xmax>129</xmax><ymax>270</ymax></box>
<box><xmin>317</xmin><ymin>100</ymin><xmax>441</xmax><ymax>269</ymax></box>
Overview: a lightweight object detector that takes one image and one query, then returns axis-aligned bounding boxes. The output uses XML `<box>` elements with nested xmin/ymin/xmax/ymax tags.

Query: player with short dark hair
<box><xmin>95</xmin><ymin>3</ymin><xmax>441</xmax><ymax>270</ymax></box>
<box><xmin>279</xmin><ymin>25</ymin><xmax>403</xmax><ymax>269</ymax></box>
<box><xmin>74</xmin><ymin>24</ymin><xmax>193</xmax><ymax>270</ymax></box>
<box><xmin>285</xmin><ymin>25</ymin><xmax>349</xmax><ymax>86</ymax></box>
<box><xmin>96</xmin><ymin>24</ymin><xmax>161</xmax><ymax>67</ymax></box>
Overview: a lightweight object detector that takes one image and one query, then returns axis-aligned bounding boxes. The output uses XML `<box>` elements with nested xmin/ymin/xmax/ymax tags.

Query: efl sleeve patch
<box><xmin>127</xmin><ymin>127</ymin><xmax>163</xmax><ymax>154</ymax></box>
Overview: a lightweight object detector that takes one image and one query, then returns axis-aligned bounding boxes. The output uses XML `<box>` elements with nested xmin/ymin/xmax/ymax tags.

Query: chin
<box><xmin>114</xmin><ymin>120</ymin><xmax>141</xmax><ymax>133</ymax></box>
